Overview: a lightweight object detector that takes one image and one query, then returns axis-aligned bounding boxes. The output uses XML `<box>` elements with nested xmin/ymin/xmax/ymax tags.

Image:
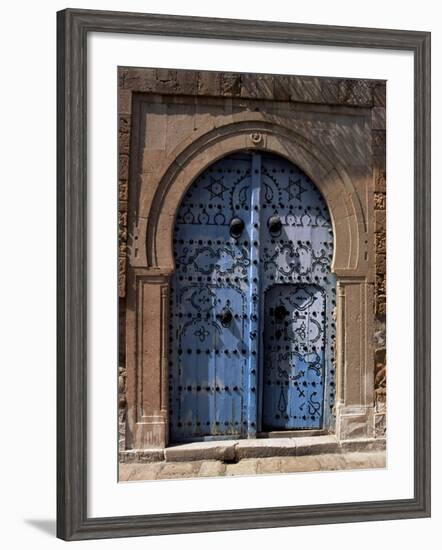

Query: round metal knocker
<box><xmin>274</xmin><ymin>305</ymin><xmax>289</xmax><ymax>322</ymax></box>
<box><xmin>229</xmin><ymin>217</ymin><xmax>244</xmax><ymax>239</ymax></box>
<box><xmin>268</xmin><ymin>215</ymin><xmax>282</xmax><ymax>236</ymax></box>
<box><xmin>218</xmin><ymin>307</ymin><xmax>233</xmax><ymax>328</ymax></box>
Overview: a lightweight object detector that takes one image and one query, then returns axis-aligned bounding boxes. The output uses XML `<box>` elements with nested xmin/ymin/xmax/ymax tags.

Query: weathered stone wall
<box><xmin>117</xmin><ymin>67</ymin><xmax>386</xmax><ymax>451</ymax></box>
<box><xmin>118</xmin><ymin>99</ymin><xmax>131</xmax><ymax>447</ymax></box>
<box><xmin>372</xmin><ymin>101</ymin><xmax>387</xmax><ymax>438</ymax></box>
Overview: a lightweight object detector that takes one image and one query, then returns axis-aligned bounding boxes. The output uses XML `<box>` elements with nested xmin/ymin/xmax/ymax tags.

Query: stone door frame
<box><xmin>120</xmin><ymin>68</ymin><xmax>385</xmax><ymax>451</ymax></box>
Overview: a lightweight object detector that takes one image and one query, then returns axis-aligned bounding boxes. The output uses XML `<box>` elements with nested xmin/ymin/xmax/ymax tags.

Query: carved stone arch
<box><xmin>144</xmin><ymin>120</ymin><xmax>368</xmax><ymax>278</ymax></box>
<box><xmin>125</xmin><ymin>118</ymin><xmax>375</xmax><ymax>451</ymax></box>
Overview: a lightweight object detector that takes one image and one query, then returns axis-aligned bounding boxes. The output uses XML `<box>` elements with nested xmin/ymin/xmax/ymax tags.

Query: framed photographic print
<box><xmin>57</xmin><ymin>8</ymin><xmax>431</xmax><ymax>541</ymax></box>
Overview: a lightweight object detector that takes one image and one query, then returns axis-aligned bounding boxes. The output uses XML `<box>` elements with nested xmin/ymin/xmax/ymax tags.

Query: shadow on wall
<box><xmin>24</xmin><ymin>519</ymin><xmax>56</xmax><ymax>537</ymax></box>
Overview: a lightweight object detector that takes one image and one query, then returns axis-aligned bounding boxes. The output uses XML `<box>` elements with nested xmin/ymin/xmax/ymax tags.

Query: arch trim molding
<box><xmin>143</xmin><ymin>120</ymin><xmax>367</xmax><ymax>276</ymax></box>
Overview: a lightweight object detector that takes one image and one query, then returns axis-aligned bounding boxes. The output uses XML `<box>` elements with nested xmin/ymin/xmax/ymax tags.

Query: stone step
<box><xmin>120</xmin><ymin>436</ymin><xmax>386</xmax><ymax>463</ymax></box>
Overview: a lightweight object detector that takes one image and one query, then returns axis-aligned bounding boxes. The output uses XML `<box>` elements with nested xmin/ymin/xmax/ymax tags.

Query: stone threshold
<box><xmin>120</xmin><ymin>436</ymin><xmax>386</xmax><ymax>464</ymax></box>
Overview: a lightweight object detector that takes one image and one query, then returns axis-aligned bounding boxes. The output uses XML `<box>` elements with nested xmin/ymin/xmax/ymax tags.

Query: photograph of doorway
<box><xmin>117</xmin><ymin>67</ymin><xmax>387</xmax><ymax>480</ymax></box>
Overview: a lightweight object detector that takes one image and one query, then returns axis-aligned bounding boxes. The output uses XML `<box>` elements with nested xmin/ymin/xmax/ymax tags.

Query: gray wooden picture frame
<box><xmin>57</xmin><ymin>8</ymin><xmax>431</xmax><ymax>541</ymax></box>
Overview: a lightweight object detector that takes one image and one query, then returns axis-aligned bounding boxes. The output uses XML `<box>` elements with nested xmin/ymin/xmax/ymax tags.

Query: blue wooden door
<box><xmin>169</xmin><ymin>154</ymin><xmax>256</xmax><ymax>442</ymax></box>
<box><xmin>258</xmin><ymin>154</ymin><xmax>336</xmax><ymax>431</ymax></box>
<box><xmin>170</xmin><ymin>152</ymin><xmax>335</xmax><ymax>442</ymax></box>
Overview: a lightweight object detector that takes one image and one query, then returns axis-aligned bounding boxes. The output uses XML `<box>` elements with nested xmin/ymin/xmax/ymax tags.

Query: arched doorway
<box><xmin>169</xmin><ymin>151</ymin><xmax>336</xmax><ymax>443</ymax></box>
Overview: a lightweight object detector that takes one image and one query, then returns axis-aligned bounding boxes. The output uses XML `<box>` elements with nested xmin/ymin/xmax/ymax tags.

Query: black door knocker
<box><xmin>268</xmin><ymin>215</ymin><xmax>282</xmax><ymax>236</ymax></box>
<box><xmin>229</xmin><ymin>217</ymin><xmax>244</xmax><ymax>239</ymax></box>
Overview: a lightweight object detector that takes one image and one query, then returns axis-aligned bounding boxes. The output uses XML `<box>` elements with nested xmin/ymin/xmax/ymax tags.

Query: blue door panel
<box><xmin>258</xmin><ymin>154</ymin><xmax>336</xmax><ymax>432</ymax></box>
<box><xmin>170</xmin><ymin>155</ymin><xmax>253</xmax><ymax>442</ymax></box>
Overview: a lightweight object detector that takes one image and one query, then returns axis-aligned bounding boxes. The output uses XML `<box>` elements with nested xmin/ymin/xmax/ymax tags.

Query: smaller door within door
<box><xmin>262</xmin><ymin>284</ymin><xmax>326</xmax><ymax>430</ymax></box>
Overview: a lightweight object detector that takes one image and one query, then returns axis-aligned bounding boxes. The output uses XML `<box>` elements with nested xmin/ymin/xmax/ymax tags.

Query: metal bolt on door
<box><xmin>170</xmin><ymin>152</ymin><xmax>336</xmax><ymax>443</ymax></box>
